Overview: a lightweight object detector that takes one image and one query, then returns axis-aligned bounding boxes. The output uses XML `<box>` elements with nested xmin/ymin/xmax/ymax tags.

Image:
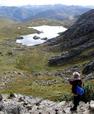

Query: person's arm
<box><xmin>65</xmin><ymin>78</ymin><xmax>75</xmax><ymax>85</ymax></box>
<box><xmin>64</xmin><ymin>77</ymin><xmax>75</xmax><ymax>85</ymax></box>
<box><xmin>69</xmin><ymin>79</ymin><xmax>75</xmax><ymax>85</ymax></box>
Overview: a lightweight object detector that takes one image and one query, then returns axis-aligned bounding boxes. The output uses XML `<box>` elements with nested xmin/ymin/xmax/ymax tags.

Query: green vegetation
<box><xmin>15</xmin><ymin>45</ymin><xmax>94</xmax><ymax>73</ymax></box>
<box><xmin>0</xmin><ymin>18</ymin><xmax>71</xmax><ymax>100</ymax></box>
<box><xmin>25</xmin><ymin>18</ymin><xmax>69</xmax><ymax>27</ymax></box>
<box><xmin>0</xmin><ymin>18</ymin><xmax>38</xmax><ymax>73</ymax></box>
<box><xmin>0</xmin><ymin>18</ymin><xmax>38</xmax><ymax>42</ymax></box>
<box><xmin>16</xmin><ymin>45</ymin><xmax>63</xmax><ymax>72</ymax></box>
<box><xmin>0</xmin><ymin>75</ymin><xmax>71</xmax><ymax>101</ymax></box>
<box><xmin>0</xmin><ymin>73</ymin><xmax>93</xmax><ymax>101</ymax></box>
<box><xmin>0</xmin><ymin>18</ymin><xmax>69</xmax><ymax>73</ymax></box>
<box><xmin>0</xmin><ymin>17</ymin><xmax>93</xmax><ymax>102</ymax></box>
<box><xmin>84</xmin><ymin>80</ymin><xmax>94</xmax><ymax>101</ymax></box>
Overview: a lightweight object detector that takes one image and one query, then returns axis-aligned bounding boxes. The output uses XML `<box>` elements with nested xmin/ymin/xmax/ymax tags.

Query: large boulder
<box><xmin>4</xmin><ymin>104</ymin><xmax>20</xmax><ymax>114</ymax></box>
<box><xmin>82</xmin><ymin>61</ymin><xmax>94</xmax><ymax>75</ymax></box>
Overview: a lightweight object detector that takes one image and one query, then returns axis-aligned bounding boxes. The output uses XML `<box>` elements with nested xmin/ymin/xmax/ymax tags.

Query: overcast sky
<box><xmin>0</xmin><ymin>0</ymin><xmax>94</xmax><ymax>6</ymax></box>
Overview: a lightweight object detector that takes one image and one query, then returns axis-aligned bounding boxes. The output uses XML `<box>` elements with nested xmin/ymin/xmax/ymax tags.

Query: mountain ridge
<box><xmin>0</xmin><ymin>5</ymin><xmax>91</xmax><ymax>21</ymax></box>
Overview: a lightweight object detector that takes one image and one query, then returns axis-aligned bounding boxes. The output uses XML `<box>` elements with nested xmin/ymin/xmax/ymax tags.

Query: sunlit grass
<box><xmin>0</xmin><ymin>75</ymin><xmax>71</xmax><ymax>101</ymax></box>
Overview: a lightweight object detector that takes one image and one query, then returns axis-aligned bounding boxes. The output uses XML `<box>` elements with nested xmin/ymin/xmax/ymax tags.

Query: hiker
<box><xmin>67</xmin><ymin>72</ymin><xmax>85</xmax><ymax>111</ymax></box>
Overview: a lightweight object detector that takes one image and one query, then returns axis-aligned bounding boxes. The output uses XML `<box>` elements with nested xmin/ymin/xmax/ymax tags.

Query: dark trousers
<box><xmin>73</xmin><ymin>94</ymin><xmax>87</xmax><ymax>108</ymax></box>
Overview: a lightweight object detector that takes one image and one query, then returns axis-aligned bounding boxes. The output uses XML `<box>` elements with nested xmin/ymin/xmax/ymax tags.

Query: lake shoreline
<box><xmin>16</xmin><ymin>25</ymin><xmax>67</xmax><ymax>46</ymax></box>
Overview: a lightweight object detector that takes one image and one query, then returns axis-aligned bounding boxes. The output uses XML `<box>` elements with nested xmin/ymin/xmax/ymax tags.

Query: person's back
<box><xmin>69</xmin><ymin>78</ymin><xmax>82</xmax><ymax>95</ymax></box>
<box><xmin>68</xmin><ymin>72</ymin><xmax>85</xmax><ymax>111</ymax></box>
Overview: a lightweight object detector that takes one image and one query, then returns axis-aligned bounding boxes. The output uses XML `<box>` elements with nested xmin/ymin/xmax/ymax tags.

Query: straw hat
<box><xmin>73</xmin><ymin>72</ymin><xmax>81</xmax><ymax>79</ymax></box>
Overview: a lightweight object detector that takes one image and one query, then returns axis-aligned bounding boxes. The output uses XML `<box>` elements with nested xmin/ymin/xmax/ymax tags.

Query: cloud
<box><xmin>0</xmin><ymin>0</ymin><xmax>94</xmax><ymax>6</ymax></box>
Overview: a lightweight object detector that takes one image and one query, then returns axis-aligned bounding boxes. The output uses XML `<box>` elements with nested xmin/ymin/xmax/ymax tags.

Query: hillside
<box><xmin>25</xmin><ymin>18</ymin><xmax>75</xmax><ymax>28</ymax></box>
<box><xmin>0</xmin><ymin>17</ymin><xmax>15</xmax><ymax>27</ymax></box>
<box><xmin>0</xmin><ymin>17</ymin><xmax>73</xmax><ymax>100</ymax></box>
<box><xmin>0</xmin><ymin>17</ymin><xmax>39</xmax><ymax>41</ymax></box>
<box><xmin>0</xmin><ymin>9</ymin><xmax>93</xmax><ymax>103</ymax></box>
<box><xmin>47</xmin><ymin>9</ymin><xmax>94</xmax><ymax>75</ymax></box>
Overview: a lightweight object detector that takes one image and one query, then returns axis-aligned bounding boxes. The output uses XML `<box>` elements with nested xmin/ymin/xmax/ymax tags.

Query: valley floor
<box><xmin>0</xmin><ymin>20</ymin><xmax>93</xmax><ymax>102</ymax></box>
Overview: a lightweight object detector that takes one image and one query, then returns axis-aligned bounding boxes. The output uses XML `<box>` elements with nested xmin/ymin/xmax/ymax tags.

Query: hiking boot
<box><xmin>70</xmin><ymin>107</ymin><xmax>77</xmax><ymax>111</ymax></box>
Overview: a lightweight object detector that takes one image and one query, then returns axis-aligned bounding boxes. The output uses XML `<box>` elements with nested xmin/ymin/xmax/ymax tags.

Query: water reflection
<box><xmin>16</xmin><ymin>25</ymin><xmax>67</xmax><ymax>46</ymax></box>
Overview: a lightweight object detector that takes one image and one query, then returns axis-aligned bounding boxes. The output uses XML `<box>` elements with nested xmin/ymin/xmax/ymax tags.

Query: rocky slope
<box><xmin>47</xmin><ymin>9</ymin><xmax>94</xmax><ymax>49</ymax></box>
<box><xmin>0</xmin><ymin>94</ymin><xmax>93</xmax><ymax>114</ymax></box>
<box><xmin>47</xmin><ymin>9</ymin><xmax>94</xmax><ymax>74</ymax></box>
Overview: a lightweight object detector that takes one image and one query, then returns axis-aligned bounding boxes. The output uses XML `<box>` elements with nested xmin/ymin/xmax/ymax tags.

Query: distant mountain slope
<box><xmin>31</xmin><ymin>5</ymin><xmax>91</xmax><ymax>20</ymax></box>
<box><xmin>0</xmin><ymin>5</ymin><xmax>91</xmax><ymax>21</ymax></box>
<box><xmin>0</xmin><ymin>17</ymin><xmax>16</xmax><ymax>27</ymax></box>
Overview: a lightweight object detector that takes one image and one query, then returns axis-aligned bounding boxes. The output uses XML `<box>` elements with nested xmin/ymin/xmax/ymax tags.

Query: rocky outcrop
<box><xmin>48</xmin><ymin>40</ymin><xmax>94</xmax><ymax>66</ymax></box>
<box><xmin>48</xmin><ymin>49</ymin><xmax>82</xmax><ymax>66</ymax></box>
<box><xmin>0</xmin><ymin>94</ymin><xmax>93</xmax><ymax>114</ymax></box>
<box><xmin>82</xmin><ymin>61</ymin><xmax>94</xmax><ymax>75</ymax></box>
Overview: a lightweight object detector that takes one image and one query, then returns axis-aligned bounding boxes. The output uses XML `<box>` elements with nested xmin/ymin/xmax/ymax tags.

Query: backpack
<box><xmin>76</xmin><ymin>85</ymin><xmax>85</xmax><ymax>96</ymax></box>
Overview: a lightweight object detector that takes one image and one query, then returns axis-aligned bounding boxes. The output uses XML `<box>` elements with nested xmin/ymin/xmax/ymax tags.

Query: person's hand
<box><xmin>66</xmin><ymin>78</ymin><xmax>70</xmax><ymax>81</ymax></box>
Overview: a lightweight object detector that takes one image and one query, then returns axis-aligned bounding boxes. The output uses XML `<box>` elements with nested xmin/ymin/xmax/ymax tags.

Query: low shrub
<box><xmin>84</xmin><ymin>82</ymin><xmax>94</xmax><ymax>102</ymax></box>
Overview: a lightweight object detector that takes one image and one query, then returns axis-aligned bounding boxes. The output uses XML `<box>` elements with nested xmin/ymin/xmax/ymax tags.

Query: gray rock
<box><xmin>0</xmin><ymin>94</ymin><xmax>91</xmax><ymax>114</ymax></box>
<box><xmin>0</xmin><ymin>112</ymin><xmax>4</xmax><ymax>114</ymax></box>
<box><xmin>4</xmin><ymin>104</ymin><xmax>20</xmax><ymax>114</ymax></box>
<box><xmin>0</xmin><ymin>101</ymin><xmax>4</xmax><ymax>111</ymax></box>
<box><xmin>41</xmin><ymin>37</ymin><xmax>48</xmax><ymax>40</ymax></box>
<box><xmin>57</xmin><ymin>101</ymin><xmax>66</xmax><ymax>107</ymax></box>
<box><xmin>33</xmin><ymin>36</ymin><xmax>40</xmax><ymax>40</ymax></box>
<box><xmin>8</xmin><ymin>93</ymin><xmax>16</xmax><ymax>99</ymax></box>
<box><xmin>90</xmin><ymin>100</ymin><xmax>94</xmax><ymax>110</ymax></box>
<box><xmin>82</xmin><ymin>61</ymin><xmax>94</xmax><ymax>75</ymax></box>
<box><xmin>16</xmin><ymin>37</ymin><xmax>23</xmax><ymax>40</ymax></box>
<box><xmin>48</xmin><ymin>48</ymin><xmax>82</xmax><ymax>66</ymax></box>
<box><xmin>0</xmin><ymin>95</ymin><xmax>3</xmax><ymax>101</ymax></box>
